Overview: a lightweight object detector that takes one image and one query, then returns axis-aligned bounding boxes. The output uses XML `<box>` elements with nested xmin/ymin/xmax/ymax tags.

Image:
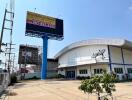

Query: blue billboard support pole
<box><xmin>41</xmin><ymin>35</ymin><xmax>48</xmax><ymax>80</ymax></box>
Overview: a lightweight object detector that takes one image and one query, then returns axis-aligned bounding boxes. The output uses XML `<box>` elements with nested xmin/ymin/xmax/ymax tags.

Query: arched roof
<box><xmin>54</xmin><ymin>39</ymin><xmax>132</xmax><ymax>59</ymax></box>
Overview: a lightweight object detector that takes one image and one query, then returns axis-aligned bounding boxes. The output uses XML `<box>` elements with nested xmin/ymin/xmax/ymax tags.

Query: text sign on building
<box><xmin>18</xmin><ymin>45</ymin><xmax>38</xmax><ymax>64</ymax></box>
<box><xmin>25</xmin><ymin>11</ymin><xmax>63</xmax><ymax>39</ymax></box>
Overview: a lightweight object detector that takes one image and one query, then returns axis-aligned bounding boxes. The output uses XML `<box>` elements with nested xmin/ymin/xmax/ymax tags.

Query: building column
<box><xmin>107</xmin><ymin>45</ymin><xmax>112</xmax><ymax>72</ymax></box>
<box><xmin>121</xmin><ymin>48</ymin><xmax>126</xmax><ymax>74</ymax></box>
<box><xmin>41</xmin><ymin>36</ymin><xmax>48</xmax><ymax>80</ymax></box>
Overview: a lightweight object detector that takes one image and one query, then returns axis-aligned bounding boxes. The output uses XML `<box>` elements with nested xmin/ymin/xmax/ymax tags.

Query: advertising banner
<box><xmin>18</xmin><ymin>45</ymin><xmax>38</xmax><ymax>64</ymax></box>
<box><xmin>25</xmin><ymin>11</ymin><xmax>63</xmax><ymax>38</ymax></box>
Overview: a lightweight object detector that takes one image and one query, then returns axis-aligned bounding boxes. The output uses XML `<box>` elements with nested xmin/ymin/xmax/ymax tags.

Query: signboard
<box><xmin>18</xmin><ymin>45</ymin><xmax>38</xmax><ymax>64</ymax></box>
<box><xmin>22</xmin><ymin>51</ymin><xmax>32</xmax><ymax>57</ymax></box>
<box><xmin>25</xmin><ymin>11</ymin><xmax>63</xmax><ymax>39</ymax></box>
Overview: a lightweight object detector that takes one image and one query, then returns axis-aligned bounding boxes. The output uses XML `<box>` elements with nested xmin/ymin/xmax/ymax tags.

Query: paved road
<box><xmin>3</xmin><ymin>80</ymin><xmax>132</xmax><ymax>100</ymax></box>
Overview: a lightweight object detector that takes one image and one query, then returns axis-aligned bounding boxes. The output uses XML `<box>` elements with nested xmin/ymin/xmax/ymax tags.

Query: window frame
<box><xmin>114</xmin><ymin>68</ymin><xmax>123</xmax><ymax>74</ymax></box>
<box><xmin>79</xmin><ymin>69</ymin><xmax>87</xmax><ymax>74</ymax></box>
<box><xmin>127</xmin><ymin>68</ymin><xmax>132</xmax><ymax>74</ymax></box>
<box><xmin>94</xmin><ymin>68</ymin><xmax>103</xmax><ymax>74</ymax></box>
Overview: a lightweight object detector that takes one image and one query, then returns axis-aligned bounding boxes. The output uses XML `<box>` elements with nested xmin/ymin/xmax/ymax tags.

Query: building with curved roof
<box><xmin>55</xmin><ymin>39</ymin><xmax>132</xmax><ymax>80</ymax></box>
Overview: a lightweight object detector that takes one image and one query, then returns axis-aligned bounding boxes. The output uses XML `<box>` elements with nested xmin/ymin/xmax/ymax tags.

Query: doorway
<box><xmin>66</xmin><ymin>71</ymin><xmax>75</xmax><ymax>79</ymax></box>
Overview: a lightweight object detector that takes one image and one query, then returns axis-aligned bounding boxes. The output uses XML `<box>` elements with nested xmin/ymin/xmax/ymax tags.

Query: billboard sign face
<box><xmin>18</xmin><ymin>45</ymin><xmax>38</xmax><ymax>64</ymax></box>
<box><xmin>25</xmin><ymin>11</ymin><xmax>63</xmax><ymax>39</ymax></box>
<box><xmin>22</xmin><ymin>51</ymin><xmax>32</xmax><ymax>57</ymax></box>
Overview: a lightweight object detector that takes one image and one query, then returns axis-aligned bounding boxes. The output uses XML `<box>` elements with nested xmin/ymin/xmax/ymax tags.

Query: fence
<box><xmin>0</xmin><ymin>73</ymin><xmax>9</xmax><ymax>94</ymax></box>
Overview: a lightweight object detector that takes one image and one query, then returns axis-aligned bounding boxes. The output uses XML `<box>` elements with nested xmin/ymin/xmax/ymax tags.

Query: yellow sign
<box><xmin>27</xmin><ymin>11</ymin><xmax>56</xmax><ymax>29</ymax></box>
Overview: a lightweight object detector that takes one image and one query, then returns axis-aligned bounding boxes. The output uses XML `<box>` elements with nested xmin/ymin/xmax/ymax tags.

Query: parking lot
<box><xmin>3</xmin><ymin>80</ymin><xmax>132</xmax><ymax>100</ymax></box>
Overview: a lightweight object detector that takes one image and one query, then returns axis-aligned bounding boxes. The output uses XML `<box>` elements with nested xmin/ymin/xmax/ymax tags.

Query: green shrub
<box><xmin>76</xmin><ymin>76</ymin><xmax>90</xmax><ymax>80</ymax></box>
<box><xmin>27</xmin><ymin>76</ymin><xmax>40</xmax><ymax>80</ymax></box>
<box><xmin>11</xmin><ymin>75</ymin><xmax>17</xmax><ymax>84</ymax></box>
<box><xmin>57</xmin><ymin>74</ymin><xmax>65</xmax><ymax>78</ymax></box>
<box><xmin>32</xmin><ymin>76</ymin><xmax>37</xmax><ymax>79</ymax></box>
<box><xmin>79</xmin><ymin>71</ymin><xmax>117</xmax><ymax>100</ymax></box>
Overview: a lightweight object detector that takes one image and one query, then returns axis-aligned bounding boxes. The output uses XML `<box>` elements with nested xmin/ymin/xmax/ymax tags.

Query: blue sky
<box><xmin>1</xmin><ymin>0</ymin><xmax>132</xmax><ymax>60</ymax></box>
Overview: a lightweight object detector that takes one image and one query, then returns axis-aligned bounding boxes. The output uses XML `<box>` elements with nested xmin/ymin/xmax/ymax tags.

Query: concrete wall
<box><xmin>109</xmin><ymin>46</ymin><xmax>123</xmax><ymax>64</ymax></box>
<box><xmin>0</xmin><ymin>73</ymin><xmax>9</xmax><ymax>94</ymax></box>
<box><xmin>77</xmin><ymin>65</ymin><xmax>91</xmax><ymax>77</ymax></box>
<box><xmin>58</xmin><ymin>64</ymin><xmax>108</xmax><ymax>78</ymax></box>
<box><xmin>123</xmin><ymin>49</ymin><xmax>132</xmax><ymax>64</ymax></box>
<box><xmin>47</xmin><ymin>59</ymin><xmax>58</xmax><ymax>78</ymax></box>
<box><xmin>109</xmin><ymin>46</ymin><xmax>132</xmax><ymax>80</ymax></box>
<box><xmin>58</xmin><ymin>69</ymin><xmax>65</xmax><ymax>76</ymax></box>
<box><xmin>58</xmin><ymin>45</ymin><xmax>109</xmax><ymax>68</ymax></box>
<box><xmin>17</xmin><ymin>72</ymin><xmax>41</xmax><ymax>80</ymax></box>
<box><xmin>58</xmin><ymin>45</ymin><xmax>132</xmax><ymax>80</ymax></box>
<box><xmin>22</xmin><ymin>72</ymin><xmax>41</xmax><ymax>79</ymax></box>
<box><xmin>77</xmin><ymin>64</ymin><xmax>108</xmax><ymax>77</ymax></box>
<box><xmin>125</xmin><ymin>65</ymin><xmax>132</xmax><ymax>79</ymax></box>
<box><xmin>109</xmin><ymin>46</ymin><xmax>132</xmax><ymax>64</ymax></box>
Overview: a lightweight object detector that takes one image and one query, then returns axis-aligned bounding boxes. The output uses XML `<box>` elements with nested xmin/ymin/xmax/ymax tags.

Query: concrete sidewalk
<box><xmin>3</xmin><ymin>80</ymin><xmax>132</xmax><ymax>100</ymax></box>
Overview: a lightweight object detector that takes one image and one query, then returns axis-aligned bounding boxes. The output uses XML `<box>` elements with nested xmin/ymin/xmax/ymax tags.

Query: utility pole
<box><xmin>11</xmin><ymin>53</ymin><xmax>15</xmax><ymax>73</ymax></box>
<box><xmin>0</xmin><ymin>0</ymin><xmax>15</xmax><ymax>77</ymax></box>
<box><xmin>0</xmin><ymin>9</ymin><xmax>14</xmax><ymax>77</ymax></box>
<box><xmin>0</xmin><ymin>9</ymin><xmax>7</xmax><ymax>52</ymax></box>
<box><xmin>23</xmin><ymin>44</ymin><xmax>27</xmax><ymax>80</ymax></box>
<box><xmin>5</xmin><ymin>43</ymin><xmax>15</xmax><ymax>75</ymax></box>
<box><xmin>12</xmin><ymin>53</ymin><xmax>15</xmax><ymax>70</ymax></box>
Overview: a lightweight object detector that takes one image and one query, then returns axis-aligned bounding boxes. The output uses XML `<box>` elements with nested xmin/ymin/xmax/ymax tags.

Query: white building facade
<box><xmin>55</xmin><ymin>39</ymin><xmax>132</xmax><ymax>80</ymax></box>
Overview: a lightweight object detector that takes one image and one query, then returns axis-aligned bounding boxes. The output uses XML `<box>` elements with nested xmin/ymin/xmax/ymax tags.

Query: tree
<box><xmin>79</xmin><ymin>75</ymin><xmax>103</xmax><ymax>100</ymax></box>
<box><xmin>79</xmin><ymin>71</ymin><xmax>117</xmax><ymax>100</ymax></box>
<box><xmin>101</xmin><ymin>71</ymin><xmax>116</xmax><ymax>99</ymax></box>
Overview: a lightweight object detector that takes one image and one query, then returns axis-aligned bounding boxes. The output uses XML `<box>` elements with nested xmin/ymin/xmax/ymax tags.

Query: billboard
<box><xmin>18</xmin><ymin>45</ymin><xmax>38</xmax><ymax>64</ymax></box>
<box><xmin>25</xmin><ymin>11</ymin><xmax>63</xmax><ymax>39</ymax></box>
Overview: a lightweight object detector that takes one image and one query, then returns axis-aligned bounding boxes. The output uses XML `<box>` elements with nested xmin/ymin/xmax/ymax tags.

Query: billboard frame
<box><xmin>25</xmin><ymin>31</ymin><xmax>63</xmax><ymax>40</ymax></box>
<box><xmin>18</xmin><ymin>45</ymin><xmax>39</xmax><ymax>65</ymax></box>
<box><xmin>25</xmin><ymin>11</ymin><xmax>64</xmax><ymax>40</ymax></box>
<box><xmin>25</xmin><ymin>11</ymin><xmax>64</xmax><ymax>80</ymax></box>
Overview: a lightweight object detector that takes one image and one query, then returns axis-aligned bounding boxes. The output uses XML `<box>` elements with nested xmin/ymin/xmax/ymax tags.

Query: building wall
<box><xmin>58</xmin><ymin>45</ymin><xmax>132</xmax><ymax>80</ymax></box>
<box><xmin>58</xmin><ymin>45</ymin><xmax>109</xmax><ymax>68</ymax></box>
<box><xmin>121</xmin><ymin>49</ymin><xmax>132</xmax><ymax>79</ymax></box>
<box><xmin>58</xmin><ymin>69</ymin><xmax>65</xmax><ymax>76</ymax></box>
<box><xmin>109</xmin><ymin>46</ymin><xmax>132</xmax><ymax>80</ymax></box>
<box><xmin>123</xmin><ymin>49</ymin><xmax>132</xmax><ymax>64</ymax></box>
<box><xmin>76</xmin><ymin>64</ymin><xmax>108</xmax><ymax>77</ymax></box>
<box><xmin>125</xmin><ymin>65</ymin><xmax>132</xmax><ymax>78</ymax></box>
<box><xmin>109</xmin><ymin>46</ymin><xmax>123</xmax><ymax>64</ymax></box>
<box><xmin>58</xmin><ymin>64</ymin><xmax>108</xmax><ymax>78</ymax></box>
<box><xmin>47</xmin><ymin>59</ymin><xmax>58</xmax><ymax>78</ymax></box>
<box><xmin>109</xmin><ymin>46</ymin><xmax>132</xmax><ymax>64</ymax></box>
<box><xmin>77</xmin><ymin>65</ymin><xmax>91</xmax><ymax>77</ymax></box>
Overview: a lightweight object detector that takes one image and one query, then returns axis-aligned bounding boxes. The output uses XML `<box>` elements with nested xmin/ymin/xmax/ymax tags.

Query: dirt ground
<box><xmin>3</xmin><ymin>80</ymin><xmax>132</xmax><ymax>100</ymax></box>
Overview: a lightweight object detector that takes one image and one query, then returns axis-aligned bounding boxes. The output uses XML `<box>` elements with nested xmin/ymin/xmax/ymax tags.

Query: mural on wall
<box><xmin>92</xmin><ymin>49</ymin><xmax>106</xmax><ymax>59</ymax></box>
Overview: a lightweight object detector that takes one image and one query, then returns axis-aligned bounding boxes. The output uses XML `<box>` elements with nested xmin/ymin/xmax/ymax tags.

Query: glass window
<box><xmin>114</xmin><ymin>68</ymin><xmax>123</xmax><ymax>74</ymax></box>
<box><xmin>79</xmin><ymin>69</ymin><xmax>87</xmax><ymax>74</ymax></box>
<box><xmin>94</xmin><ymin>69</ymin><xmax>103</xmax><ymax>74</ymax></box>
<box><xmin>127</xmin><ymin>68</ymin><xmax>132</xmax><ymax>74</ymax></box>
